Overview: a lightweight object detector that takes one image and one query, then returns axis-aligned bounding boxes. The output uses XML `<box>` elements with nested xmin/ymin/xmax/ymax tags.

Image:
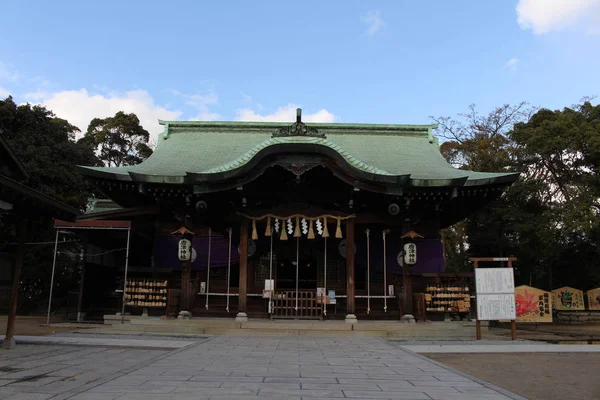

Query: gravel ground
<box><xmin>426</xmin><ymin>352</ymin><xmax>600</xmax><ymax>400</ymax></box>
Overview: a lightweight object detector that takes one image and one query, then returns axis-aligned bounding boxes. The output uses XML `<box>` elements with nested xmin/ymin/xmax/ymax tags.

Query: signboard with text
<box><xmin>475</xmin><ymin>268</ymin><xmax>516</xmax><ymax>321</ymax></box>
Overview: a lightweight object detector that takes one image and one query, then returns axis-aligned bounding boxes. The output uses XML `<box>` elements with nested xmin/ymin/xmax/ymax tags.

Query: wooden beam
<box><xmin>2</xmin><ymin>217</ymin><xmax>27</xmax><ymax>350</ymax></box>
<box><xmin>238</xmin><ymin>219</ymin><xmax>248</xmax><ymax>316</ymax></box>
<box><xmin>346</xmin><ymin>219</ymin><xmax>355</xmax><ymax>316</ymax></box>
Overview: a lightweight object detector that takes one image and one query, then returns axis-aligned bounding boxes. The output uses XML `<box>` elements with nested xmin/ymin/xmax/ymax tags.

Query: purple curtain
<box><xmin>153</xmin><ymin>234</ymin><xmax>240</xmax><ymax>271</ymax></box>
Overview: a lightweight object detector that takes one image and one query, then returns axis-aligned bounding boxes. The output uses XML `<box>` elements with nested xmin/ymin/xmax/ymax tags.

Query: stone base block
<box><xmin>401</xmin><ymin>314</ymin><xmax>416</xmax><ymax>324</ymax></box>
<box><xmin>235</xmin><ymin>312</ymin><xmax>248</xmax><ymax>322</ymax></box>
<box><xmin>345</xmin><ymin>314</ymin><xmax>358</xmax><ymax>324</ymax></box>
<box><xmin>177</xmin><ymin>311</ymin><xmax>192</xmax><ymax>320</ymax></box>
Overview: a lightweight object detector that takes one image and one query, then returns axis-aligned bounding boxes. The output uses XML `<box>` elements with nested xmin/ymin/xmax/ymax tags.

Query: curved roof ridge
<box><xmin>202</xmin><ymin>136</ymin><xmax>394</xmax><ymax>175</ymax></box>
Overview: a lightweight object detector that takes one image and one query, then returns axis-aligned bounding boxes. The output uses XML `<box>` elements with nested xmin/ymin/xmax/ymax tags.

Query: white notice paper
<box><xmin>477</xmin><ymin>294</ymin><xmax>516</xmax><ymax>320</ymax></box>
<box><xmin>475</xmin><ymin>268</ymin><xmax>514</xmax><ymax>294</ymax></box>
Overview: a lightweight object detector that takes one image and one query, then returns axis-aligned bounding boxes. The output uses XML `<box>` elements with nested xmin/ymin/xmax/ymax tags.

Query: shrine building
<box><xmin>77</xmin><ymin>109</ymin><xmax>519</xmax><ymax>322</ymax></box>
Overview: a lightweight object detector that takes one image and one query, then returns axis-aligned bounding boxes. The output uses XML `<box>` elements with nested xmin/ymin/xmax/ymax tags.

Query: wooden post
<box><xmin>345</xmin><ymin>219</ymin><xmax>357</xmax><ymax>323</ymax></box>
<box><xmin>509</xmin><ymin>258</ymin><xmax>516</xmax><ymax>341</ymax></box>
<box><xmin>180</xmin><ymin>259</ymin><xmax>191</xmax><ymax>311</ymax></box>
<box><xmin>404</xmin><ymin>263</ymin><xmax>413</xmax><ymax>315</ymax></box>
<box><xmin>236</xmin><ymin>219</ymin><xmax>248</xmax><ymax>321</ymax></box>
<box><xmin>474</xmin><ymin>260</ymin><xmax>482</xmax><ymax>341</ymax></box>
<box><xmin>178</xmin><ymin>216</ymin><xmax>193</xmax><ymax>317</ymax></box>
<box><xmin>2</xmin><ymin>217</ymin><xmax>27</xmax><ymax>350</ymax></box>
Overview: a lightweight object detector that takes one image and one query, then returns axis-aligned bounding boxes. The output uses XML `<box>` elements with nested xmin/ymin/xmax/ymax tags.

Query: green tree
<box><xmin>0</xmin><ymin>96</ymin><xmax>99</xmax><ymax>209</ymax></box>
<box><xmin>0</xmin><ymin>96</ymin><xmax>98</xmax><ymax>313</ymax></box>
<box><xmin>81</xmin><ymin>111</ymin><xmax>153</xmax><ymax>167</ymax></box>
<box><xmin>433</xmin><ymin>100</ymin><xmax>600</xmax><ymax>290</ymax></box>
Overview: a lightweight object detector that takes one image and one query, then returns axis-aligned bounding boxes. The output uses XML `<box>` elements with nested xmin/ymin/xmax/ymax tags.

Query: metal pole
<box><xmin>295</xmin><ymin>237</ymin><xmax>299</xmax><ymax>312</ymax></box>
<box><xmin>366</xmin><ymin>229</ymin><xmax>370</xmax><ymax>315</ymax></box>
<box><xmin>46</xmin><ymin>229</ymin><xmax>60</xmax><ymax>325</ymax></box>
<box><xmin>323</xmin><ymin>236</ymin><xmax>327</xmax><ymax>316</ymax></box>
<box><xmin>205</xmin><ymin>228</ymin><xmax>212</xmax><ymax>310</ymax></box>
<box><xmin>120</xmin><ymin>228</ymin><xmax>131</xmax><ymax>324</ymax></box>
<box><xmin>268</xmin><ymin>226</ymin><xmax>273</xmax><ymax>314</ymax></box>
<box><xmin>226</xmin><ymin>228</ymin><xmax>232</xmax><ymax>312</ymax></box>
<box><xmin>383</xmin><ymin>236</ymin><xmax>388</xmax><ymax>313</ymax></box>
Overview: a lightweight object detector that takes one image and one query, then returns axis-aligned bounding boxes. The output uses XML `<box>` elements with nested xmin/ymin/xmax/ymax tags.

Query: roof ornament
<box><xmin>272</xmin><ymin>108</ymin><xmax>326</xmax><ymax>139</ymax></box>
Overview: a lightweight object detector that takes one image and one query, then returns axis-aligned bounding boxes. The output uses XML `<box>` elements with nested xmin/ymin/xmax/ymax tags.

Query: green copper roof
<box><xmin>79</xmin><ymin>120</ymin><xmax>518</xmax><ymax>188</ymax></box>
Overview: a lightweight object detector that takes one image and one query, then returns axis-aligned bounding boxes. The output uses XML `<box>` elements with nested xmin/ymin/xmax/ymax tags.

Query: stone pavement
<box><xmin>0</xmin><ymin>335</ymin><xmax>196</xmax><ymax>350</ymax></box>
<box><xmin>397</xmin><ymin>343</ymin><xmax>600</xmax><ymax>353</ymax></box>
<box><xmin>0</xmin><ymin>335</ymin><xmax>526</xmax><ymax>400</ymax></box>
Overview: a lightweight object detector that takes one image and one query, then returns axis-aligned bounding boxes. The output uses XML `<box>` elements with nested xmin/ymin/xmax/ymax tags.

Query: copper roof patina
<box><xmin>78</xmin><ymin>111</ymin><xmax>519</xmax><ymax>189</ymax></box>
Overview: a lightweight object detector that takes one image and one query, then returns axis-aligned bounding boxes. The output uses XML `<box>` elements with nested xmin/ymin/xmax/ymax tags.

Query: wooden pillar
<box><xmin>345</xmin><ymin>219</ymin><xmax>357</xmax><ymax>323</ymax></box>
<box><xmin>474</xmin><ymin>260</ymin><xmax>481</xmax><ymax>340</ymax></box>
<box><xmin>404</xmin><ymin>260</ymin><xmax>413</xmax><ymax>315</ymax></box>
<box><xmin>180</xmin><ymin>259</ymin><xmax>192</xmax><ymax>311</ymax></box>
<box><xmin>2</xmin><ymin>217</ymin><xmax>27</xmax><ymax>350</ymax></box>
<box><xmin>236</xmin><ymin>219</ymin><xmax>248</xmax><ymax>321</ymax></box>
<box><xmin>178</xmin><ymin>216</ymin><xmax>193</xmax><ymax>318</ymax></box>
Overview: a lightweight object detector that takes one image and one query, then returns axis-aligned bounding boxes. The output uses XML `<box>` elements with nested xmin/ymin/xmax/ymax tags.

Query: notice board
<box><xmin>475</xmin><ymin>268</ymin><xmax>516</xmax><ymax>321</ymax></box>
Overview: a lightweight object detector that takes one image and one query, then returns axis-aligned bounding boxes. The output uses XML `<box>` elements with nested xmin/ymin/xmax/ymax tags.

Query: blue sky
<box><xmin>1</xmin><ymin>0</ymin><xmax>599</xmax><ymax>142</ymax></box>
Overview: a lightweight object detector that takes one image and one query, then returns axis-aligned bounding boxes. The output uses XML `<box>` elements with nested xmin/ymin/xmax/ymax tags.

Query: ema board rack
<box><xmin>125</xmin><ymin>279</ymin><xmax>168</xmax><ymax>308</ymax></box>
<box><xmin>425</xmin><ymin>285</ymin><xmax>471</xmax><ymax>313</ymax></box>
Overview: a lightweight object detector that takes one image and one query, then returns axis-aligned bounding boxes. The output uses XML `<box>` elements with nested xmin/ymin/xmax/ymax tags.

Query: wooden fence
<box><xmin>271</xmin><ymin>291</ymin><xmax>322</xmax><ymax>320</ymax></box>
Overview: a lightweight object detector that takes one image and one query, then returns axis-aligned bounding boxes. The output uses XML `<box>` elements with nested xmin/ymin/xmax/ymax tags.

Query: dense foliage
<box><xmin>80</xmin><ymin>111</ymin><xmax>153</xmax><ymax>167</ymax></box>
<box><xmin>434</xmin><ymin>100</ymin><xmax>600</xmax><ymax>290</ymax></box>
<box><xmin>0</xmin><ymin>97</ymin><xmax>150</xmax><ymax>313</ymax></box>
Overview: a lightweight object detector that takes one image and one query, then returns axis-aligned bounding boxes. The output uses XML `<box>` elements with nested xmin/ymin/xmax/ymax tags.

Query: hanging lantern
<box><xmin>178</xmin><ymin>239</ymin><xmax>192</xmax><ymax>261</ymax></box>
<box><xmin>404</xmin><ymin>242</ymin><xmax>417</xmax><ymax>265</ymax></box>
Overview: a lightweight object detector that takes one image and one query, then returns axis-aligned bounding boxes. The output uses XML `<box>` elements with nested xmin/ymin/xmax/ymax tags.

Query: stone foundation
<box><xmin>555</xmin><ymin>311</ymin><xmax>600</xmax><ymax>324</ymax></box>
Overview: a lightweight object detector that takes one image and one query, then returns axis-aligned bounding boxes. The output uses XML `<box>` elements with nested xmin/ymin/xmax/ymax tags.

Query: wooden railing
<box><xmin>271</xmin><ymin>291</ymin><xmax>322</xmax><ymax>320</ymax></box>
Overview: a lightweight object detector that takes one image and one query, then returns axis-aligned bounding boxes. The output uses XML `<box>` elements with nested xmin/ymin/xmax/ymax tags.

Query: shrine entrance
<box><xmin>275</xmin><ymin>238</ymin><xmax>318</xmax><ymax>290</ymax></box>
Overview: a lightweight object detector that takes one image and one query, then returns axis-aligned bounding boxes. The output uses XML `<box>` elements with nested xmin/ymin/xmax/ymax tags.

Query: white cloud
<box><xmin>517</xmin><ymin>0</ymin><xmax>600</xmax><ymax>34</ymax></box>
<box><xmin>172</xmin><ymin>90</ymin><xmax>221</xmax><ymax>121</ymax></box>
<box><xmin>23</xmin><ymin>90</ymin><xmax>49</xmax><ymax>100</ymax></box>
<box><xmin>38</xmin><ymin>89</ymin><xmax>182</xmax><ymax>143</ymax></box>
<box><xmin>236</xmin><ymin>104</ymin><xmax>336</xmax><ymax>123</ymax></box>
<box><xmin>504</xmin><ymin>57</ymin><xmax>520</xmax><ymax>72</ymax></box>
<box><xmin>361</xmin><ymin>10</ymin><xmax>386</xmax><ymax>36</ymax></box>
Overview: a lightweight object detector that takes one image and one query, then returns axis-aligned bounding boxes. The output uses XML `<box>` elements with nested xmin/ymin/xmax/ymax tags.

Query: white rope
<box><xmin>295</xmin><ymin>237</ymin><xmax>299</xmax><ymax>312</ymax></box>
<box><xmin>323</xmin><ymin>236</ymin><xmax>327</xmax><ymax>316</ymax></box>
<box><xmin>383</xmin><ymin>230</ymin><xmax>388</xmax><ymax>312</ymax></box>
<box><xmin>205</xmin><ymin>227</ymin><xmax>212</xmax><ymax>310</ymax></box>
<box><xmin>366</xmin><ymin>229</ymin><xmax>371</xmax><ymax>315</ymax></box>
<box><xmin>268</xmin><ymin>223</ymin><xmax>274</xmax><ymax>314</ymax></box>
<box><xmin>226</xmin><ymin>228</ymin><xmax>232</xmax><ymax>312</ymax></box>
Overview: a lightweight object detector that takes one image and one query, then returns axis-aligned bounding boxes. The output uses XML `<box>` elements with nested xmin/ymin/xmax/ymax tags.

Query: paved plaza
<box><xmin>0</xmin><ymin>335</ymin><xmax>524</xmax><ymax>400</ymax></box>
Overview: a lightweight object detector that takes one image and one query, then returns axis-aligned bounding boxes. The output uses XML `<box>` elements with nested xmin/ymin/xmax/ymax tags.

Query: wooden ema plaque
<box><xmin>515</xmin><ymin>285</ymin><xmax>552</xmax><ymax>323</ymax></box>
<box><xmin>587</xmin><ymin>288</ymin><xmax>600</xmax><ymax>311</ymax></box>
<box><xmin>552</xmin><ymin>286</ymin><xmax>585</xmax><ymax>311</ymax></box>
